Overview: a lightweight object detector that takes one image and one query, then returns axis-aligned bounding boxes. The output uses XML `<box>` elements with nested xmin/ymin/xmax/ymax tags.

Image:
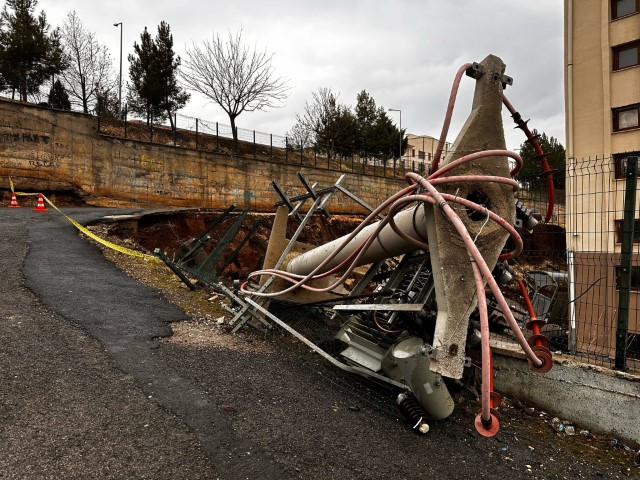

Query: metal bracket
<box><xmin>501</xmin><ymin>74</ymin><xmax>513</xmax><ymax>89</ymax></box>
<box><xmin>466</xmin><ymin>62</ymin><xmax>485</xmax><ymax>79</ymax></box>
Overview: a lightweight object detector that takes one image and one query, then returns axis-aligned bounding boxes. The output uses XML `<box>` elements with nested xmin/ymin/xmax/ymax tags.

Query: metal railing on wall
<box><xmin>493</xmin><ymin>155</ymin><xmax>639</xmax><ymax>374</ymax></box>
<box><xmin>96</xmin><ymin>111</ymin><xmax>433</xmax><ymax>181</ymax></box>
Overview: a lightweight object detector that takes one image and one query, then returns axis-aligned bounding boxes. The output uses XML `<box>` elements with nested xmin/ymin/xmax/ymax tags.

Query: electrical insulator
<box><xmin>515</xmin><ymin>199</ymin><xmax>539</xmax><ymax>232</ymax></box>
<box><xmin>492</xmin><ymin>261</ymin><xmax>515</xmax><ymax>285</ymax></box>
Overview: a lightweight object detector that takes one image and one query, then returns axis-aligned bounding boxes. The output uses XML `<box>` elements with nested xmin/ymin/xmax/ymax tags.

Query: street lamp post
<box><xmin>388</xmin><ymin>108</ymin><xmax>402</xmax><ymax>161</ymax></box>
<box><xmin>113</xmin><ymin>22</ymin><xmax>123</xmax><ymax>117</ymax></box>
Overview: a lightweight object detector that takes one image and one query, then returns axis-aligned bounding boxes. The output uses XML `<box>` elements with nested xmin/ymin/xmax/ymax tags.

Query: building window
<box><xmin>613</xmin><ymin>104</ymin><xmax>640</xmax><ymax>131</ymax></box>
<box><xmin>418</xmin><ymin>150</ymin><xmax>425</xmax><ymax>160</ymax></box>
<box><xmin>614</xmin><ymin>152</ymin><xmax>639</xmax><ymax>178</ymax></box>
<box><xmin>614</xmin><ymin>219</ymin><xmax>640</xmax><ymax>243</ymax></box>
<box><xmin>611</xmin><ymin>0</ymin><xmax>639</xmax><ymax>20</ymax></box>
<box><xmin>615</xmin><ymin>265</ymin><xmax>640</xmax><ymax>291</ymax></box>
<box><xmin>613</xmin><ymin>41</ymin><xmax>640</xmax><ymax>70</ymax></box>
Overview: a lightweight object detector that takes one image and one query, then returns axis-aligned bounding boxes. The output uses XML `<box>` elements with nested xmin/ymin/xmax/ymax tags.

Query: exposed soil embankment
<box><xmin>103</xmin><ymin>209</ymin><xmax>365</xmax><ymax>282</ymax></box>
<box><xmin>101</xmin><ymin>208</ymin><xmax>567</xmax><ymax>279</ymax></box>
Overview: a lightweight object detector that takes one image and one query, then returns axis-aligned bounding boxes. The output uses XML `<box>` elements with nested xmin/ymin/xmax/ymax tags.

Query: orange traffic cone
<box><xmin>33</xmin><ymin>193</ymin><xmax>48</xmax><ymax>212</ymax></box>
<box><xmin>8</xmin><ymin>192</ymin><xmax>20</xmax><ymax>208</ymax></box>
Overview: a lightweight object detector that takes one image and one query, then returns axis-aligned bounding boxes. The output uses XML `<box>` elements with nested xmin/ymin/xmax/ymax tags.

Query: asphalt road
<box><xmin>0</xmin><ymin>207</ymin><xmax>636</xmax><ymax>479</ymax></box>
<box><xmin>1</xmin><ymin>208</ymin><xmax>281</xmax><ymax>479</ymax></box>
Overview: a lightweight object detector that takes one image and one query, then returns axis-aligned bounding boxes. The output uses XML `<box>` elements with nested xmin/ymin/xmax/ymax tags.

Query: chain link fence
<box><xmin>97</xmin><ymin>111</ymin><xmax>429</xmax><ymax>181</ymax></box>
<box><xmin>491</xmin><ymin>154</ymin><xmax>639</xmax><ymax>374</ymax></box>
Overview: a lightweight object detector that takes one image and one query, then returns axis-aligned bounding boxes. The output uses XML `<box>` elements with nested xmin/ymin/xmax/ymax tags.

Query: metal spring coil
<box><xmin>397</xmin><ymin>393</ymin><xmax>429</xmax><ymax>434</ymax></box>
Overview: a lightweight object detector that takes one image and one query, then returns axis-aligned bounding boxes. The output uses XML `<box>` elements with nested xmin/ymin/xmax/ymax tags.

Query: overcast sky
<box><xmin>36</xmin><ymin>0</ymin><xmax>565</xmax><ymax>151</ymax></box>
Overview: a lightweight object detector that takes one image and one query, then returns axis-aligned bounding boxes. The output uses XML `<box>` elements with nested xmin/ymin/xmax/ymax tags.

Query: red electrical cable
<box><xmin>431</xmin><ymin>63</ymin><xmax>473</xmax><ymax>173</ymax></box>
<box><xmin>503</xmin><ymin>95</ymin><xmax>555</xmax><ymax>223</ymax></box>
<box><xmin>406</xmin><ymin>172</ymin><xmax>543</xmax><ymax>369</ymax></box>
<box><xmin>372</xmin><ymin>310</ymin><xmax>404</xmax><ymax>334</ymax></box>
<box><xmin>472</xmin><ymin>259</ymin><xmax>493</xmax><ymax>423</ymax></box>
<box><xmin>517</xmin><ymin>278</ymin><xmax>536</xmax><ymax>320</ymax></box>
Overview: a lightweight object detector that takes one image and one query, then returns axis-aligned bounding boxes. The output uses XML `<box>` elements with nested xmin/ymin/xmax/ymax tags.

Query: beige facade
<box><xmin>564</xmin><ymin>0</ymin><xmax>640</xmax><ymax>360</ymax></box>
<box><xmin>403</xmin><ymin>133</ymin><xmax>449</xmax><ymax>172</ymax></box>
<box><xmin>566</xmin><ymin>0</ymin><xmax>640</xmax><ymax>160</ymax></box>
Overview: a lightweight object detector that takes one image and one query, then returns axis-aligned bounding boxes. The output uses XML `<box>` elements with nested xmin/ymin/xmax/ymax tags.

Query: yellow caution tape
<box><xmin>7</xmin><ymin>176</ymin><xmax>156</xmax><ymax>260</ymax></box>
<box><xmin>40</xmin><ymin>195</ymin><xmax>157</xmax><ymax>261</ymax></box>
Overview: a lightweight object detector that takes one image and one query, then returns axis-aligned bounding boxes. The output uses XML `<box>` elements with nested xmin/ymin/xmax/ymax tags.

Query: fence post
<box><xmin>615</xmin><ymin>155</ymin><xmax>638</xmax><ymax>371</ymax></box>
<box><xmin>270</xmin><ymin>134</ymin><xmax>273</xmax><ymax>161</ymax></box>
<box><xmin>150</xmin><ymin>113</ymin><xmax>154</xmax><ymax>142</ymax></box>
<box><xmin>173</xmin><ymin>113</ymin><xmax>177</xmax><ymax>146</ymax></box>
<box><xmin>195</xmin><ymin>118</ymin><xmax>199</xmax><ymax>150</ymax></box>
<box><xmin>253</xmin><ymin>130</ymin><xmax>256</xmax><ymax>159</ymax></box>
<box><xmin>300</xmin><ymin>144</ymin><xmax>303</xmax><ymax>165</ymax></box>
<box><xmin>124</xmin><ymin>106</ymin><xmax>128</xmax><ymax>139</ymax></box>
<box><xmin>97</xmin><ymin>102</ymin><xmax>101</xmax><ymax>131</ymax></box>
<box><xmin>216</xmin><ymin>122</ymin><xmax>219</xmax><ymax>151</ymax></box>
<box><xmin>285</xmin><ymin>136</ymin><xmax>288</xmax><ymax>163</ymax></box>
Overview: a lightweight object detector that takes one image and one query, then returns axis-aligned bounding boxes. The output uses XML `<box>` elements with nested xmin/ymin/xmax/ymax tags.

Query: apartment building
<box><xmin>403</xmin><ymin>133</ymin><xmax>450</xmax><ymax>172</ymax></box>
<box><xmin>564</xmin><ymin>0</ymin><xmax>640</xmax><ymax>364</ymax></box>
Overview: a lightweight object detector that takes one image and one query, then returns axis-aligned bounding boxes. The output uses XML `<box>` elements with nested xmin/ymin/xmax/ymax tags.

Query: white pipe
<box><xmin>566</xmin><ymin>0</ymin><xmax>575</xmax><ymax>249</ymax></box>
<box><xmin>566</xmin><ymin>0</ymin><xmax>577</xmax><ymax>354</ymax></box>
<box><xmin>566</xmin><ymin>0</ymin><xmax>574</xmax><ymax>162</ymax></box>
<box><xmin>568</xmin><ymin>250</ymin><xmax>577</xmax><ymax>354</ymax></box>
<box><xmin>286</xmin><ymin>205</ymin><xmax>429</xmax><ymax>276</ymax></box>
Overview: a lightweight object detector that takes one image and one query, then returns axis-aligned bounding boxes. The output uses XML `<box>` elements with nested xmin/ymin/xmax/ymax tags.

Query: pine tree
<box><xmin>48</xmin><ymin>78</ymin><xmax>70</xmax><ymax>109</ymax></box>
<box><xmin>127</xmin><ymin>27</ymin><xmax>157</xmax><ymax>123</ymax></box>
<box><xmin>0</xmin><ymin>0</ymin><xmax>66</xmax><ymax>101</ymax></box>
<box><xmin>517</xmin><ymin>130</ymin><xmax>566</xmax><ymax>190</ymax></box>
<box><xmin>94</xmin><ymin>84</ymin><xmax>119</xmax><ymax>118</ymax></box>
<box><xmin>127</xmin><ymin>22</ymin><xmax>188</xmax><ymax>126</ymax></box>
<box><xmin>155</xmin><ymin>21</ymin><xmax>188</xmax><ymax>129</ymax></box>
<box><xmin>355</xmin><ymin>90</ymin><xmax>377</xmax><ymax>153</ymax></box>
<box><xmin>354</xmin><ymin>90</ymin><xmax>406</xmax><ymax>161</ymax></box>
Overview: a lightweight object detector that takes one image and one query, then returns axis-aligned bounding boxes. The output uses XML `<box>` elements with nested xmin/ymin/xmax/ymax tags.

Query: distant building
<box><xmin>404</xmin><ymin>133</ymin><xmax>450</xmax><ymax>173</ymax></box>
<box><xmin>564</xmin><ymin>0</ymin><xmax>639</xmax><ymax>363</ymax></box>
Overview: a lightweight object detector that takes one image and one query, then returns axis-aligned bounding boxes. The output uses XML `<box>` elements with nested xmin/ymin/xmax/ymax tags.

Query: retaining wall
<box><xmin>0</xmin><ymin>99</ymin><xmax>403</xmax><ymax>211</ymax></box>
<box><xmin>494</xmin><ymin>352</ymin><xmax>640</xmax><ymax>445</ymax></box>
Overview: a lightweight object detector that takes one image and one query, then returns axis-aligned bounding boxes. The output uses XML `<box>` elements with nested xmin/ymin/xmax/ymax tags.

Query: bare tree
<box><xmin>182</xmin><ymin>29</ymin><xmax>289</xmax><ymax>140</ymax></box>
<box><xmin>294</xmin><ymin>87</ymin><xmax>349</xmax><ymax>159</ymax></box>
<box><xmin>286</xmin><ymin>121</ymin><xmax>313</xmax><ymax>150</ymax></box>
<box><xmin>60</xmin><ymin>11</ymin><xmax>116</xmax><ymax>113</ymax></box>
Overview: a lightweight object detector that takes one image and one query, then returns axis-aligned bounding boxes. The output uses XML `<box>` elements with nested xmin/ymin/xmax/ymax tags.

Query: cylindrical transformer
<box><xmin>286</xmin><ymin>205</ymin><xmax>429</xmax><ymax>276</ymax></box>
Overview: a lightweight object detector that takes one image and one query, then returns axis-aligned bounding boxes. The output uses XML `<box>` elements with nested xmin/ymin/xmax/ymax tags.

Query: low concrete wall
<box><xmin>494</xmin><ymin>352</ymin><xmax>640</xmax><ymax>445</ymax></box>
<box><xmin>0</xmin><ymin>98</ymin><xmax>403</xmax><ymax>212</ymax></box>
